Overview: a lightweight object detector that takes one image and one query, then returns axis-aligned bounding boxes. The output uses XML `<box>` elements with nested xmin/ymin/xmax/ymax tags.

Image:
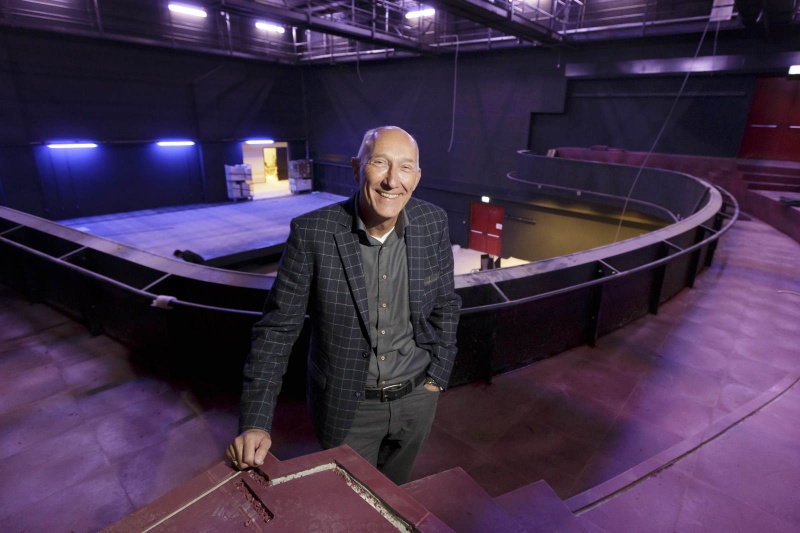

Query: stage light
<box><xmin>47</xmin><ymin>143</ymin><xmax>98</xmax><ymax>149</ymax></box>
<box><xmin>168</xmin><ymin>3</ymin><xmax>207</xmax><ymax>18</ymax></box>
<box><xmin>405</xmin><ymin>8</ymin><xmax>435</xmax><ymax>19</ymax></box>
<box><xmin>156</xmin><ymin>140</ymin><xmax>195</xmax><ymax>146</ymax></box>
<box><xmin>255</xmin><ymin>21</ymin><xmax>285</xmax><ymax>34</ymax></box>
<box><xmin>481</xmin><ymin>196</ymin><xmax>491</xmax><ymax>203</ymax></box>
<box><xmin>245</xmin><ymin>139</ymin><xmax>275</xmax><ymax>145</ymax></box>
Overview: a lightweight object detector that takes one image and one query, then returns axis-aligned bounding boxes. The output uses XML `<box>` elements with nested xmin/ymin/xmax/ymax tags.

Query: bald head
<box><xmin>356</xmin><ymin>126</ymin><xmax>419</xmax><ymax>169</ymax></box>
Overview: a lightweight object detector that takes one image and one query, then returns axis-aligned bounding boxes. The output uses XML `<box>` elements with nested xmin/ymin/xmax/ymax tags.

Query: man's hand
<box><xmin>226</xmin><ymin>429</ymin><xmax>272</xmax><ymax>470</ymax></box>
<box><xmin>423</xmin><ymin>383</ymin><xmax>441</xmax><ymax>392</ymax></box>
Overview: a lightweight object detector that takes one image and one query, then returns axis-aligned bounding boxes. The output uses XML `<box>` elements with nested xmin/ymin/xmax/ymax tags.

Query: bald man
<box><xmin>228</xmin><ymin>126</ymin><xmax>461</xmax><ymax>484</ymax></box>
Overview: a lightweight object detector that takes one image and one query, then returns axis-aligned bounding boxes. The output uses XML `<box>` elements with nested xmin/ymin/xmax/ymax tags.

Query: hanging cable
<box><xmin>355</xmin><ymin>42</ymin><xmax>364</xmax><ymax>83</ymax></box>
<box><xmin>612</xmin><ymin>19</ymin><xmax>712</xmax><ymax>243</ymax></box>
<box><xmin>447</xmin><ymin>35</ymin><xmax>460</xmax><ymax>153</ymax></box>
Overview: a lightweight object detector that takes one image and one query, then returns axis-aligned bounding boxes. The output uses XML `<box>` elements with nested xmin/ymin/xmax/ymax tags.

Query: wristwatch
<box><xmin>424</xmin><ymin>376</ymin><xmax>443</xmax><ymax>391</ymax></box>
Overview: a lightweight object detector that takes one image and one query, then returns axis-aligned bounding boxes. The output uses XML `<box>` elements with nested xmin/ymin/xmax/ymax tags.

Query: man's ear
<box><xmin>411</xmin><ymin>168</ymin><xmax>422</xmax><ymax>192</ymax></box>
<box><xmin>350</xmin><ymin>157</ymin><xmax>360</xmax><ymax>184</ymax></box>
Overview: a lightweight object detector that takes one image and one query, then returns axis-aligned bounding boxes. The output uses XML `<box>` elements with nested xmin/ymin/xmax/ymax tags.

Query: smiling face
<box><xmin>352</xmin><ymin>127</ymin><xmax>421</xmax><ymax>236</ymax></box>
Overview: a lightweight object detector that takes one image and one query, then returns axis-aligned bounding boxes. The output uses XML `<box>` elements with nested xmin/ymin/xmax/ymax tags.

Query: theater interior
<box><xmin>1</xmin><ymin>1</ymin><xmax>799</xmax><ymax>531</ymax></box>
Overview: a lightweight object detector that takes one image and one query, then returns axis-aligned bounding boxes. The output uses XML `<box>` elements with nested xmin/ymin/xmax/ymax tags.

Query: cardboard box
<box><xmin>289</xmin><ymin>160</ymin><xmax>313</xmax><ymax>179</ymax></box>
<box><xmin>289</xmin><ymin>177</ymin><xmax>313</xmax><ymax>193</ymax></box>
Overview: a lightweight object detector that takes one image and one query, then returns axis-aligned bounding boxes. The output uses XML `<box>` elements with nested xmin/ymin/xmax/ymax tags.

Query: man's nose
<box><xmin>383</xmin><ymin>164</ymin><xmax>400</xmax><ymax>188</ymax></box>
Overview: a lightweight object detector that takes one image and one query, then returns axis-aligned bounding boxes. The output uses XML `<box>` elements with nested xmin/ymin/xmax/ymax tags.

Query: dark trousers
<box><xmin>342</xmin><ymin>383</ymin><xmax>439</xmax><ymax>485</ymax></box>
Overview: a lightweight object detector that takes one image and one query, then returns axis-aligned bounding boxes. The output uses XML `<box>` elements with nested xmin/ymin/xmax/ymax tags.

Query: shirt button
<box><xmin>380</xmin><ymin>329</ymin><xmax>386</xmax><ymax>335</ymax></box>
<box><xmin>381</xmin><ymin>380</ymin><xmax>386</xmax><ymax>385</ymax></box>
<box><xmin>381</xmin><ymin>302</ymin><xmax>387</xmax><ymax>308</ymax></box>
<box><xmin>361</xmin><ymin>351</ymin><xmax>369</xmax><ymax>358</ymax></box>
<box><xmin>354</xmin><ymin>392</ymin><xmax>362</xmax><ymax>398</ymax></box>
<box><xmin>380</xmin><ymin>355</ymin><xmax>386</xmax><ymax>361</ymax></box>
<box><xmin>381</xmin><ymin>273</ymin><xmax>388</xmax><ymax>280</ymax></box>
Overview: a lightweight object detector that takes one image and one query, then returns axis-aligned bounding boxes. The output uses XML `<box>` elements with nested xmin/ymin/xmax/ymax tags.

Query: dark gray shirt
<box><xmin>355</xmin><ymin>206</ymin><xmax>430</xmax><ymax>389</ymax></box>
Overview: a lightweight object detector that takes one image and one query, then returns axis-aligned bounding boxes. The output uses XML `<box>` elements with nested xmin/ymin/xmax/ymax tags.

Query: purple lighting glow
<box><xmin>47</xmin><ymin>143</ymin><xmax>98</xmax><ymax>149</ymax></box>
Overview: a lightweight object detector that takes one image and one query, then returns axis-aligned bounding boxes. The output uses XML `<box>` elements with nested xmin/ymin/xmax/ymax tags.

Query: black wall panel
<box><xmin>0</xmin><ymin>28</ymin><xmax>304</xmax><ymax>144</ymax></box>
<box><xmin>0</xmin><ymin>25</ymin><xmax>781</xmax><ymax>220</ymax></box>
<box><xmin>530</xmin><ymin>75</ymin><xmax>756</xmax><ymax>157</ymax></box>
<box><xmin>302</xmin><ymin>49</ymin><xmax>567</xmax><ymax>188</ymax></box>
<box><xmin>0</xmin><ymin>146</ymin><xmax>44</xmax><ymax>216</ymax></box>
<box><xmin>0</xmin><ymin>27</ymin><xmax>304</xmax><ymax>217</ymax></box>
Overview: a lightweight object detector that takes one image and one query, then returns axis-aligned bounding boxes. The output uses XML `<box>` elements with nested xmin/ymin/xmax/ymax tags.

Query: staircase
<box><xmin>404</xmin><ymin>468</ymin><xmax>592</xmax><ymax>532</ymax></box>
<box><xmin>736</xmin><ymin>160</ymin><xmax>800</xmax><ymax>243</ymax></box>
<box><xmin>738</xmin><ymin>161</ymin><xmax>800</xmax><ymax>194</ymax></box>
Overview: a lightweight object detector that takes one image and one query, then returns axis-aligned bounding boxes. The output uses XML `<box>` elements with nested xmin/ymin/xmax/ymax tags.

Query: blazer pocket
<box><xmin>309</xmin><ymin>360</ymin><xmax>327</xmax><ymax>390</ymax></box>
<box><xmin>423</xmin><ymin>272</ymin><xmax>439</xmax><ymax>286</ymax></box>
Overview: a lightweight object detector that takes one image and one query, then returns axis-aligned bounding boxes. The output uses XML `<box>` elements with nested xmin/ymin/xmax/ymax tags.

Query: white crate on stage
<box><xmin>288</xmin><ymin>159</ymin><xmax>313</xmax><ymax>194</ymax></box>
<box><xmin>225</xmin><ymin>164</ymin><xmax>253</xmax><ymax>201</ymax></box>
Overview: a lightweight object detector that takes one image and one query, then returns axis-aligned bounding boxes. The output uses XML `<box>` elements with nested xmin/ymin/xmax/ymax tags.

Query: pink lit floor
<box><xmin>1</xmin><ymin>215</ymin><xmax>798</xmax><ymax>532</ymax></box>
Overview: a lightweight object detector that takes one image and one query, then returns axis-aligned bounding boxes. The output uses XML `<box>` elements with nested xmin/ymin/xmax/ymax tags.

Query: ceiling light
<box><xmin>256</xmin><ymin>22</ymin><xmax>285</xmax><ymax>34</ymax></box>
<box><xmin>157</xmin><ymin>140</ymin><xmax>195</xmax><ymax>146</ymax></box>
<box><xmin>47</xmin><ymin>143</ymin><xmax>98</xmax><ymax>149</ymax></box>
<box><xmin>168</xmin><ymin>3</ymin><xmax>207</xmax><ymax>18</ymax></box>
<box><xmin>481</xmin><ymin>196</ymin><xmax>491</xmax><ymax>203</ymax></box>
<box><xmin>405</xmin><ymin>8</ymin><xmax>435</xmax><ymax>20</ymax></box>
<box><xmin>789</xmin><ymin>65</ymin><xmax>800</xmax><ymax>75</ymax></box>
<box><xmin>245</xmin><ymin>139</ymin><xmax>275</xmax><ymax>145</ymax></box>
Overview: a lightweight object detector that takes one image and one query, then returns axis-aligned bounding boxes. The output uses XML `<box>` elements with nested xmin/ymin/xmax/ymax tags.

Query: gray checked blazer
<box><xmin>239</xmin><ymin>193</ymin><xmax>462</xmax><ymax>449</ymax></box>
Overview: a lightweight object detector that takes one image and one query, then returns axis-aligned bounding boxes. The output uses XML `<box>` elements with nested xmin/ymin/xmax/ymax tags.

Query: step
<box><xmin>742</xmin><ymin>172</ymin><xmax>800</xmax><ymax>184</ymax></box>
<box><xmin>746</xmin><ymin>182</ymin><xmax>800</xmax><ymax>193</ymax></box>
<box><xmin>749</xmin><ymin>190</ymin><xmax>800</xmax><ymax>208</ymax></box>
<box><xmin>737</xmin><ymin>161</ymin><xmax>800</xmax><ymax>176</ymax></box>
<box><xmin>495</xmin><ymin>480</ymin><xmax>590</xmax><ymax>533</ymax></box>
<box><xmin>403</xmin><ymin>468</ymin><xmax>527</xmax><ymax>533</ymax></box>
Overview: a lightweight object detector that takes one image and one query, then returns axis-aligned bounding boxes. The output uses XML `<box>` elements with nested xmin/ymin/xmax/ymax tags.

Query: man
<box><xmin>227</xmin><ymin>126</ymin><xmax>461</xmax><ymax>484</ymax></box>
<box><xmin>173</xmin><ymin>249</ymin><xmax>204</xmax><ymax>264</ymax></box>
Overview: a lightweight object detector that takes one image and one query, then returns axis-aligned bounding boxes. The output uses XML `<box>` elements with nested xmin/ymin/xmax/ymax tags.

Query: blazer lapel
<box><xmin>333</xmin><ymin>200</ymin><xmax>370</xmax><ymax>334</ymax></box>
<box><xmin>404</xmin><ymin>213</ymin><xmax>423</xmax><ymax>321</ymax></box>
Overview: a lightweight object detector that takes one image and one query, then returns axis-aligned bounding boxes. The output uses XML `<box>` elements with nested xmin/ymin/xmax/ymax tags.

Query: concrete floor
<box><xmin>1</xmin><ymin>201</ymin><xmax>798</xmax><ymax>532</ymax></box>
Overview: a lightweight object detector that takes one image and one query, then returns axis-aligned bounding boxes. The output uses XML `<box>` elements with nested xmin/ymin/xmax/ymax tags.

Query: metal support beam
<box><xmin>217</xmin><ymin>0</ymin><xmax>435</xmax><ymax>54</ymax></box>
<box><xmin>431</xmin><ymin>0</ymin><xmax>564</xmax><ymax>44</ymax></box>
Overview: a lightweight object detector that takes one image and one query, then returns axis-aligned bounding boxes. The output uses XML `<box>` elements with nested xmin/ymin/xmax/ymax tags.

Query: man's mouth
<box><xmin>378</xmin><ymin>191</ymin><xmax>400</xmax><ymax>199</ymax></box>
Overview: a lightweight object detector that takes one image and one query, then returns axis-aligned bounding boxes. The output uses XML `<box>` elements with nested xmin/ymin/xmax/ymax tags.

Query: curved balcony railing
<box><xmin>0</xmin><ymin>150</ymin><xmax>737</xmax><ymax>385</ymax></box>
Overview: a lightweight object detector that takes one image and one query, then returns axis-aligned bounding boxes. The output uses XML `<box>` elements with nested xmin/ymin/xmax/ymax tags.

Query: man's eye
<box><xmin>371</xmin><ymin>159</ymin><xmax>388</xmax><ymax>167</ymax></box>
<box><xmin>401</xmin><ymin>165</ymin><xmax>415</xmax><ymax>173</ymax></box>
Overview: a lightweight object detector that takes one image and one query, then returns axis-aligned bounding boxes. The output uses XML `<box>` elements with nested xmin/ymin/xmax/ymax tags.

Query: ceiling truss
<box><xmin>0</xmin><ymin>0</ymin><xmax>797</xmax><ymax>64</ymax></box>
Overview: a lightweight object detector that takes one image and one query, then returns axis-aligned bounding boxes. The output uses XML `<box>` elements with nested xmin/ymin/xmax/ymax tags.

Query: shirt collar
<box><xmin>354</xmin><ymin>191</ymin><xmax>407</xmax><ymax>245</ymax></box>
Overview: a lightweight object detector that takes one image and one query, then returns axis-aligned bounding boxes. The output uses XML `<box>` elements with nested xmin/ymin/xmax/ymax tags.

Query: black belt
<box><xmin>364</xmin><ymin>370</ymin><xmax>427</xmax><ymax>402</ymax></box>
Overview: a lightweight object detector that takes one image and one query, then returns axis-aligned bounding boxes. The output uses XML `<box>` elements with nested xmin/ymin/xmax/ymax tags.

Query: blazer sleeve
<box><xmin>238</xmin><ymin>218</ymin><xmax>311</xmax><ymax>434</ymax></box>
<box><xmin>426</xmin><ymin>215</ymin><xmax>462</xmax><ymax>390</ymax></box>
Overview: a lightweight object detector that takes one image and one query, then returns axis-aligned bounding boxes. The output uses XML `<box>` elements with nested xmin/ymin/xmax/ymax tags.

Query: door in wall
<box><xmin>468</xmin><ymin>201</ymin><xmax>504</xmax><ymax>257</ymax></box>
<box><xmin>739</xmin><ymin>76</ymin><xmax>800</xmax><ymax>162</ymax></box>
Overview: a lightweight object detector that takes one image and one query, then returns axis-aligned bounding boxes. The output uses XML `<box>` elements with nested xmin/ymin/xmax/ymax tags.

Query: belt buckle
<box><xmin>380</xmin><ymin>382</ymin><xmax>405</xmax><ymax>402</ymax></box>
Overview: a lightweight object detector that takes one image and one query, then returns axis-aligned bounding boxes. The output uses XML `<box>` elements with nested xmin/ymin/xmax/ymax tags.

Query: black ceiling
<box><xmin>0</xmin><ymin>0</ymin><xmax>797</xmax><ymax>64</ymax></box>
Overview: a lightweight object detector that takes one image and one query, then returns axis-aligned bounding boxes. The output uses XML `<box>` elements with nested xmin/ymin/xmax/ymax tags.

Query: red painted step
<box><xmin>494</xmin><ymin>480</ymin><xmax>590</xmax><ymax>532</ymax></box>
<box><xmin>404</xmin><ymin>468</ymin><xmax>527</xmax><ymax>533</ymax></box>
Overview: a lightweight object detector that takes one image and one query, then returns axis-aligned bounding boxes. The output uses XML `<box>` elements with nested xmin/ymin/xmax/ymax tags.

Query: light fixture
<box><xmin>255</xmin><ymin>21</ymin><xmax>285</xmax><ymax>34</ymax></box>
<box><xmin>789</xmin><ymin>65</ymin><xmax>800</xmax><ymax>75</ymax></box>
<box><xmin>405</xmin><ymin>7</ymin><xmax>435</xmax><ymax>19</ymax></box>
<box><xmin>245</xmin><ymin>139</ymin><xmax>275</xmax><ymax>145</ymax></box>
<box><xmin>47</xmin><ymin>143</ymin><xmax>98</xmax><ymax>149</ymax></box>
<box><xmin>481</xmin><ymin>196</ymin><xmax>491</xmax><ymax>203</ymax></box>
<box><xmin>156</xmin><ymin>140</ymin><xmax>195</xmax><ymax>146</ymax></box>
<box><xmin>168</xmin><ymin>3</ymin><xmax>207</xmax><ymax>18</ymax></box>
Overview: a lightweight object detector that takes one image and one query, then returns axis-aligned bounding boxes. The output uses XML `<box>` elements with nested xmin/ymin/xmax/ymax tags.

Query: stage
<box><xmin>58</xmin><ymin>192</ymin><xmax>529</xmax><ymax>275</ymax></box>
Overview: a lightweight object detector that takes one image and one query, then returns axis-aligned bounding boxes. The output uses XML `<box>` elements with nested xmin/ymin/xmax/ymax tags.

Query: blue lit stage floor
<box><xmin>57</xmin><ymin>192</ymin><xmax>529</xmax><ymax>275</ymax></box>
<box><xmin>58</xmin><ymin>192</ymin><xmax>345</xmax><ymax>266</ymax></box>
